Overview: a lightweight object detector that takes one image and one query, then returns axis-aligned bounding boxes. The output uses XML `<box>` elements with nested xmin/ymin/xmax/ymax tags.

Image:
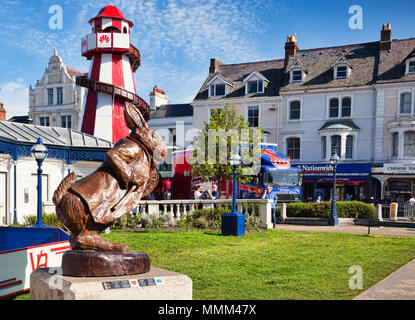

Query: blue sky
<box><xmin>1</xmin><ymin>0</ymin><xmax>415</xmax><ymax>118</ymax></box>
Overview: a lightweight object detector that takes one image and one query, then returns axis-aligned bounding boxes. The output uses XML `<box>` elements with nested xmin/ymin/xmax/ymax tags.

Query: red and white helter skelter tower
<box><xmin>78</xmin><ymin>5</ymin><xmax>150</xmax><ymax>142</ymax></box>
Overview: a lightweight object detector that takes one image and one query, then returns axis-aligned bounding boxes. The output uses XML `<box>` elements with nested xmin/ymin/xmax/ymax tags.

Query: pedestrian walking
<box><xmin>261</xmin><ymin>185</ymin><xmax>278</xmax><ymax>229</ymax></box>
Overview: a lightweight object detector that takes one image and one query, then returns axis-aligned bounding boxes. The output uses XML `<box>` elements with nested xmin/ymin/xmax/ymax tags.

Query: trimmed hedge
<box><xmin>286</xmin><ymin>201</ymin><xmax>375</xmax><ymax>219</ymax></box>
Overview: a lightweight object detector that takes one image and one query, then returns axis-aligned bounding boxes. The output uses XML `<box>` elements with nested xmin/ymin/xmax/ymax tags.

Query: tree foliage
<box><xmin>191</xmin><ymin>103</ymin><xmax>263</xmax><ymax>192</ymax></box>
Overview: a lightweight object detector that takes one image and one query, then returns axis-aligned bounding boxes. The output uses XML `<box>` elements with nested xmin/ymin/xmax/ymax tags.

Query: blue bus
<box><xmin>239</xmin><ymin>144</ymin><xmax>302</xmax><ymax>201</ymax></box>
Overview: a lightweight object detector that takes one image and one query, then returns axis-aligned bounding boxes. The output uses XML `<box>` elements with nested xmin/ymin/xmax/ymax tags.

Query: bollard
<box><xmin>376</xmin><ymin>204</ymin><xmax>383</xmax><ymax>221</ymax></box>
<box><xmin>259</xmin><ymin>200</ymin><xmax>273</xmax><ymax>229</ymax></box>
<box><xmin>280</xmin><ymin>203</ymin><xmax>287</xmax><ymax>224</ymax></box>
<box><xmin>390</xmin><ymin>203</ymin><xmax>398</xmax><ymax>221</ymax></box>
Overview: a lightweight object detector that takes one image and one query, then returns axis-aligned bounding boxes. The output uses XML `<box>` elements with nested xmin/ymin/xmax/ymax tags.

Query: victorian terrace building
<box><xmin>192</xmin><ymin>24</ymin><xmax>415</xmax><ymax>205</ymax></box>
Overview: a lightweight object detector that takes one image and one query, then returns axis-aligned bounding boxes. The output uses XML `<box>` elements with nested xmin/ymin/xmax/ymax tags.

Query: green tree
<box><xmin>191</xmin><ymin>103</ymin><xmax>263</xmax><ymax>194</ymax></box>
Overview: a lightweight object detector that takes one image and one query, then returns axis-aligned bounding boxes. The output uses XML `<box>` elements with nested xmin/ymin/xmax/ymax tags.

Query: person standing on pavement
<box><xmin>261</xmin><ymin>185</ymin><xmax>278</xmax><ymax>229</ymax></box>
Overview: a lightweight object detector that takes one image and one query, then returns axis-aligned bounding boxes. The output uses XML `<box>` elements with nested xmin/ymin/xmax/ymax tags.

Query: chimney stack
<box><xmin>380</xmin><ymin>23</ymin><xmax>392</xmax><ymax>51</ymax></box>
<box><xmin>149</xmin><ymin>85</ymin><xmax>168</xmax><ymax>111</ymax></box>
<box><xmin>285</xmin><ymin>33</ymin><xmax>299</xmax><ymax>68</ymax></box>
<box><xmin>209</xmin><ymin>58</ymin><xmax>223</xmax><ymax>74</ymax></box>
<box><xmin>0</xmin><ymin>103</ymin><xmax>6</xmax><ymax>121</ymax></box>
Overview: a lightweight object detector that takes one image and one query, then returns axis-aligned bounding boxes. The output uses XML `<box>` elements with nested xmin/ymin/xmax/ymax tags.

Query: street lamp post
<box><xmin>328</xmin><ymin>152</ymin><xmax>340</xmax><ymax>226</ymax></box>
<box><xmin>31</xmin><ymin>138</ymin><xmax>49</xmax><ymax>228</ymax></box>
<box><xmin>221</xmin><ymin>153</ymin><xmax>245</xmax><ymax>236</ymax></box>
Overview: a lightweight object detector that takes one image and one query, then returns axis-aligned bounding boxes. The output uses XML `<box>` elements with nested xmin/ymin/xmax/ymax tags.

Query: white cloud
<box><xmin>1</xmin><ymin>0</ymin><xmax>285</xmax><ymax>106</ymax></box>
<box><xmin>0</xmin><ymin>79</ymin><xmax>29</xmax><ymax>118</ymax></box>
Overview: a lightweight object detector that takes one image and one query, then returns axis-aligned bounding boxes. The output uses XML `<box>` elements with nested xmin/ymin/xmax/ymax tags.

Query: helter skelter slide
<box><xmin>78</xmin><ymin>5</ymin><xmax>150</xmax><ymax>143</ymax></box>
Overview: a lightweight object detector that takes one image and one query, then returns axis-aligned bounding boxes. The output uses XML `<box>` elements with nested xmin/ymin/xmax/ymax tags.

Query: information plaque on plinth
<box><xmin>30</xmin><ymin>267</ymin><xmax>192</xmax><ymax>300</ymax></box>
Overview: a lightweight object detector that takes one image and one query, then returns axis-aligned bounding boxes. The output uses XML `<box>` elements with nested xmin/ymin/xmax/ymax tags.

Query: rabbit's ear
<box><xmin>125</xmin><ymin>102</ymin><xmax>149</xmax><ymax>129</ymax></box>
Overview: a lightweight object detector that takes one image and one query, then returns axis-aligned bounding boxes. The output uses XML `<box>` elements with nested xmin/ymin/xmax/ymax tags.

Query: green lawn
<box><xmin>5</xmin><ymin>229</ymin><xmax>415</xmax><ymax>300</ymax></box>
<box><xmin>104</xmin><ymin>229</ymin><xmax>415</xmax><ymax>300</ymax></box>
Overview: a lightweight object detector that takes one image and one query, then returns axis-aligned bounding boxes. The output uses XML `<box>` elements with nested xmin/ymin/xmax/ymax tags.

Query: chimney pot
<box><xmin>284</xmin><ymin>33</ymin><xmax>299</xmax><ymax>68</ymax></box>
<box><xmin>380</xmin><ymin>23</ymin><xmax>392</xmax><ymax>51</ymax></box>
<box><xmin>150</xmin><ymin>86</ymin><xmax>168</xmax><ymax>111</ymax></box>
<box><xmin>0</xmin><ymin>103</ymin><xmax>6</xmax><ymax>121</ymax></box>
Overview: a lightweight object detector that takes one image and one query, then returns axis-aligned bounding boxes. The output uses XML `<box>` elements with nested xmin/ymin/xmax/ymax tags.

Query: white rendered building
<box><xmin>29</xmin><ymin>50</ymin><xmax>86</xmax><ymax>130</ymax></box>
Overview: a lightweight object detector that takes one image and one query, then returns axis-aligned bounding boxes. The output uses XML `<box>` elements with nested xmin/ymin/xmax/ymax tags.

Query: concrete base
<box><xmin>30</xmin><ymin>267</ymin><xmax>192</xmax><ymax>300</ymax></box>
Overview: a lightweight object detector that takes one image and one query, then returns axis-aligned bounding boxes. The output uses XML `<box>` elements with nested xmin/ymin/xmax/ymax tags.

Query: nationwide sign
<box><xmin>292</xmin><ymin>163</ymin><xmax>372</xmax><ymax>177</ymax></box>
<box><xmin>383</xmin><ymin>163</ymin><xmax>415</xmax><ymax>174</ymax></box>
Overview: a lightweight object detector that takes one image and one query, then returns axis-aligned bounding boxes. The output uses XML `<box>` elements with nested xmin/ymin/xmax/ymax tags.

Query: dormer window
<box><xmin>247</xmin><ymin>80</ymin><xmax>263</xmax><ymax>94</ymax></box>
<box><xmin>206</xmin><ymin>74</ymin><xmax>232</xmax><ymax>98</ymax></box>
<box><xmin>290</xmin><ymin>69</ymin><xmax>303</xmax><ymax>83</ymax></box>
<box><xmin>287</xmin><ymin>57</ymin><xmax>308</xmax><ymax>84</ymax></box>
<box><xmin>332</xmin><ymin>55</ymin><xmax>353</xmax><ymax>80</ymax></box>
<box><xmin>243</xmin><ymin>71</ymin><xmax>268</xmax><ymax>95</ymax></box>
<box><xmin>210</xmin><ymin>83</ymin><xmax>225</xmax><ymax>97</ymax></box>
<box><xmin>406</xmin><ymin>58</ymin><xmax>415</xmax><ymax>74</ymax></box>
<box><xmin>335</xmin><ymin>65</ymin><xmax>349</xmax><ymax>79</ymax></box>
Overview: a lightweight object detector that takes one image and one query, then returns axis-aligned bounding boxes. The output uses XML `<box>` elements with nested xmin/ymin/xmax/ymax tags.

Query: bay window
<box><xmin>345</xmin><ymin>135</ymin><xmax>353</xmax><ymax>159</ymax></box>
<box><xmin>331</xmin><ymin>135</ymin><xmax>341</xmax><ymax>156</ymax></box>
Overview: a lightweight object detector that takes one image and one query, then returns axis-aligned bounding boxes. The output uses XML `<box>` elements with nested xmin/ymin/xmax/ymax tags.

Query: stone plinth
<box><xmin>62</xmin><ymin>250</ymin><xmax>150</xmax><ymax>277</ymax></box>
<box><xmin>30</xmin><ymin>267</ymin><xmax>192</xmax><ymax>300</ymax></box>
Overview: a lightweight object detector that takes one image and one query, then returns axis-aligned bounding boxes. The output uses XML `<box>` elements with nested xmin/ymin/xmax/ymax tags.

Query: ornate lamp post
<box><xmin>221</xmin><ymin>152</ymin><xmax>245</xmax><ymax>236</ymax></box>
<box><xmin>31</xmin><ymin>138</ymin><xmax>49</xmax><ymax>228</ymax></box>
<box><xmin>328</xmin><ymin>152</ymin><xmax>340</xmax><ymax>226</ymax></box>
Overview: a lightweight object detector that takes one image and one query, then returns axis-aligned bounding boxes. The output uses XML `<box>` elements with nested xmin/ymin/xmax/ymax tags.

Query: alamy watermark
<box><xmin>49</xmin><ymin>5</ymin><xmax>63</xmax><ymax>30</ymax></box>
<box><xmin>348</xmin><ymin>265</ymin><xmax>363</xmax><ymax>290</ymax></box>
<box><xmin>348</xmin><ymin>5</ymin><xmax>363</xmax><ymax>30</ymax></box>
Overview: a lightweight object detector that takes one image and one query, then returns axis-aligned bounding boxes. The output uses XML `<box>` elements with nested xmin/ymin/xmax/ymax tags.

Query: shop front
<box><xmin>372</xmin><ymin>163</ymin><xmax>415</xmax><ymax>208</ymax></box>
<box><xmin>292</xmin><ymin>163</ymin><xmax>372</xmax><ymax>203</ymax></box>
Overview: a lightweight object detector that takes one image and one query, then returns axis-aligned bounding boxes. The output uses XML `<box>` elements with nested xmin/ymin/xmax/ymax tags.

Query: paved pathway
<box><xmin>274</xmin><ymin>223</ymin><xmax>415</xmax><ymax>299</ymax></box>
<box><xmin>275</xmin><ymin>224</ymin><xmax>415</xmax><ymax>237</ymax></box>
<box><xmin>353</xmin><ymin>259</ymin><xmax>415</xmax><ymax>300</ymax></box>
